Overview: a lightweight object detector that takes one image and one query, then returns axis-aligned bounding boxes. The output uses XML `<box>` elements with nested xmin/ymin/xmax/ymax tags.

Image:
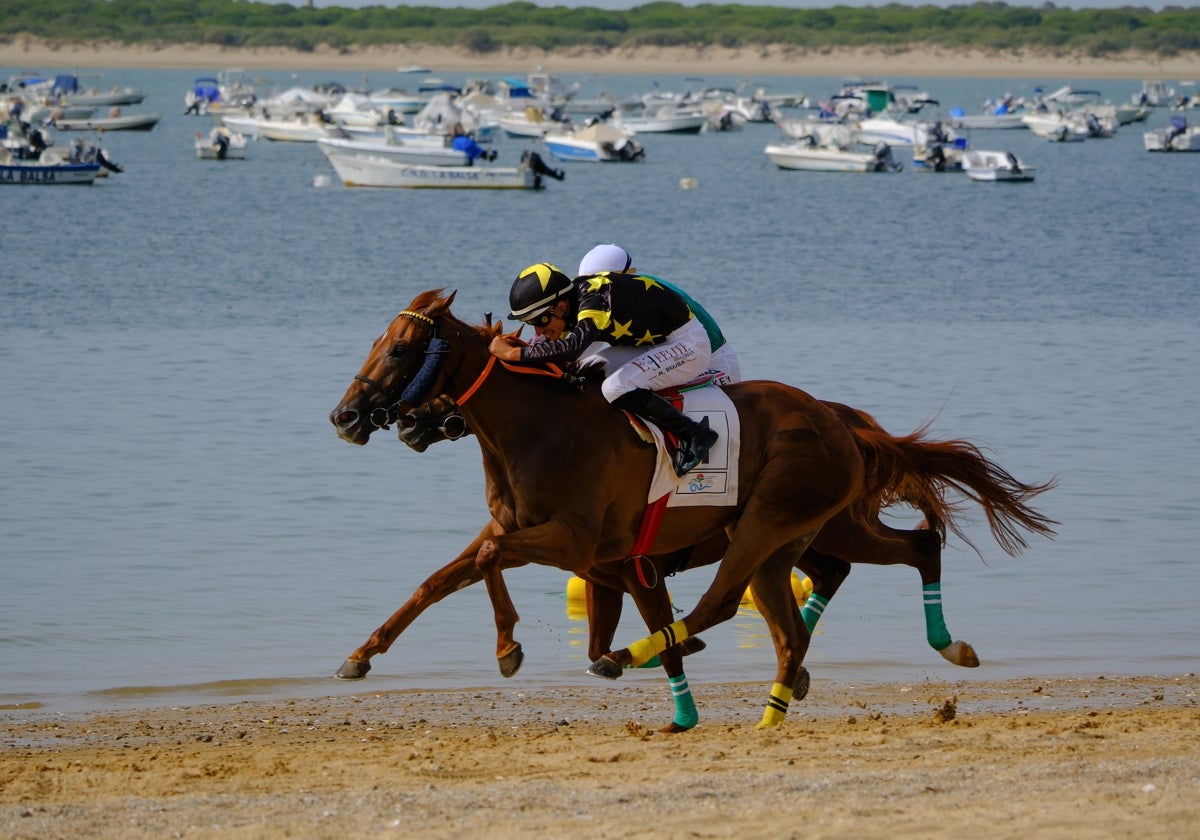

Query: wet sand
<box><xmin>2</xmin><ymin>673</ymin><xmax>1197</xmax><ymax>839</ymax></box>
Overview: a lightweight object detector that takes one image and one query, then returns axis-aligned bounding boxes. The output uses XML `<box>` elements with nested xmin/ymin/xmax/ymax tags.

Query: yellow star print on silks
<box><xmin>585</xmin><ymin>276</ymin><xmax>612</xmax><ymax>293</ymax></box>
<box><xmin>635</xmin><ymin>329</ymin><xmax>663</xmax><ymax>346</ymax></box>
<box><xmin>609</xmin><ymin>319</ymin><xmax>633</xmax><ymax>340</ymax></box>
<box><xmin>637</xmin><ymin>275</ymin><xmax>663</xmax><ymax>291</ymax></box>
<box><xmin>520</xmin><ymin>262</ymin><xmax>566</xmax><ymax>292</ymax></box>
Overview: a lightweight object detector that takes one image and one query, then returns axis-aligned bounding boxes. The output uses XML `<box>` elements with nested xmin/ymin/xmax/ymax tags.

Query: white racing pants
<box><xmin>589</xmin><ymin>318</ymin><xmax>716</xmax><ymax>403</ymax></box>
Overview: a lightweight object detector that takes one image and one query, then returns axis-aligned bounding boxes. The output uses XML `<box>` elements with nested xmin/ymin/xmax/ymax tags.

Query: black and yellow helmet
<box><xmin>508</xmin><ymin>262</ymin><xmax>572</xmax><ymax>322</ymax></box>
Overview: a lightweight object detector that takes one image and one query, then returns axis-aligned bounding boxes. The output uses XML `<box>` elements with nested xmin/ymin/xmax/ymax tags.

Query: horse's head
<box><xmin>396</xmin><ymin>394</ymin><xmax>472</xmax><ymax>452</ymax></box>
<box><xmin>330</xmin><ymin>289</ymin><xmax>463</xmax><ymax>445</ymax></box>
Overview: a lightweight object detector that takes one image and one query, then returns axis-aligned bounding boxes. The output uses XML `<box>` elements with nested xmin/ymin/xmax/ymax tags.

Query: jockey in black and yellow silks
<box><xmin>494</xmin><ymin>262</ymin><xmax>719</xmax><ymax>477</ymax></box>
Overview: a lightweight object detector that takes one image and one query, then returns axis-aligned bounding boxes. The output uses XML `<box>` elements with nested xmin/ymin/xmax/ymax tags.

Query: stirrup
<box><xmin>672</xmin><ymin>418</ymin><xmax>717</xmax><ymax>477</ymax></box>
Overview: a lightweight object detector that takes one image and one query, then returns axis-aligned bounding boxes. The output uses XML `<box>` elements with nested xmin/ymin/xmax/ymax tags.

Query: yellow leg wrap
<box><xmin>756</xmin><ymin>682</ymin><xmax>794</xmax><ymax>729</ymax></box>
<box><xmin>626</xmin><ymin>620</ymin><xmax>690</xmax><ymax>667</ymax></box>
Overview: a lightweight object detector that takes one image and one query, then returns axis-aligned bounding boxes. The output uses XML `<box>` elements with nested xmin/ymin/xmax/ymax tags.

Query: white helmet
<box><xmin>578</xmin><ymin>243</ymin><xmax>632</xmax><ymax>276</ymax></box>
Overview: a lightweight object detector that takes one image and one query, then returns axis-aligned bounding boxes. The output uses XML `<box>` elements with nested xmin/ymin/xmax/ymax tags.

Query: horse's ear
<box><xmin>429</xmin><ymin>289</ymin><xmax>456</xmax><ymax>316</ymax></box>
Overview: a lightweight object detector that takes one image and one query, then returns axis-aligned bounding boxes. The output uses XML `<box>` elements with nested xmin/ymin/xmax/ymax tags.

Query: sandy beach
<box><xmin>3</xmin><ymin>37</ymin><xmax>1199</xmax><ymax>79</ymax></box>
<box><xmin>1</xmin><ymin>673</ymin><xmax>1196</xmax><ymax>838</ymax></box>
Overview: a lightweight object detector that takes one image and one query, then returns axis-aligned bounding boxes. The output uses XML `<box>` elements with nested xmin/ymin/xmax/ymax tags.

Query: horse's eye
<box><xmin>387</xmin><ymin>342</ymin><xmax>409</xmax><ymax>359</ymax></box>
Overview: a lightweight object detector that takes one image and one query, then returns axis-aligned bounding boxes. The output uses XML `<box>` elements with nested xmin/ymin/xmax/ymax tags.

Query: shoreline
<box><xmin>2</xmin><ymin>674</ymin><xmax>1197</xmax><ymax>839</ymax></box>
<box><xmin>3</xmin><ymin>38</ymin><xmax>1200</xmax><ymax>79</ymax></box>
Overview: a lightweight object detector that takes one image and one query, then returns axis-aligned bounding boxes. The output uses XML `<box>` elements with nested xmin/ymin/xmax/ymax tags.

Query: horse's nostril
<box><xmin>333</xmin><ymin>410</ymin><xmax>357</xmax><ymax>427</ymax></box>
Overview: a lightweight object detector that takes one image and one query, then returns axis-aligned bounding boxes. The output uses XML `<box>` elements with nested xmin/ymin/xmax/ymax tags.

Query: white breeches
<box><xmin>592</xmin><ymin>318</ymin><xmax>715</xmax><ymax>403</ymax></box>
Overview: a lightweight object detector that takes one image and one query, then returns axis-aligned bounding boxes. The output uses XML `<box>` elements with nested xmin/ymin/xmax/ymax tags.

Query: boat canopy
<box><xmin>53</xmin><ymin>74</ymin><xmax>79</xmax><ymax>95</ymax></box>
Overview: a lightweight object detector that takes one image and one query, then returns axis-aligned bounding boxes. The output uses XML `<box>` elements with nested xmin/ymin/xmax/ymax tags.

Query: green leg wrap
<box><xmin>634</xmin><ymin>655</ymin><xmax>662</xmax><ymax>669</ymax></box>
<box><xmin>670</xmin><ymin>673</ymin><xmax>698</xmax><ymax>729</ymax></box>
<box><xmin>801</xmin><ymin>593</ymin><xmax>830</xmax><ymax>634</ymax></box>
<box><xmin>923</xmin><ymin>582</ymin><xmax>952</xmax><ymax>651</ymax></box>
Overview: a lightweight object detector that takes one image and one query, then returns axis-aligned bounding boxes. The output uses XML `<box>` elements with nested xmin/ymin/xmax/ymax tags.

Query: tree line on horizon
<box><xmin>2</xmin><ymin>1</ymin><xmax>1198</xmax><ymax>58</ymax></box>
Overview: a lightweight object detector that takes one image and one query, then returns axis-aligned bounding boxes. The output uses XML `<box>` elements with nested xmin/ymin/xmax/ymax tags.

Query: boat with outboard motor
<box><xmin>321</xmin><ymin>148</ymin><xmax>564</xmax><ymax>190</ymax></box>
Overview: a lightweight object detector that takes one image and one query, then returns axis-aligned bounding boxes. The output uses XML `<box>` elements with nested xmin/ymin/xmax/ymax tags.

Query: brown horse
<box><xmin>331</xmin><ymin>291</ymin><xmax>1056</xmax><ymax>730</ymax></box>
<box><xmin>338</xmin><ymin>389</ymin><xmax>1056</xmax><ymax>697</ymax></box>
<box><xmin>331</xmin><ymin>289</ymin><xmax>879</xmax><ymax>730</ymax></box>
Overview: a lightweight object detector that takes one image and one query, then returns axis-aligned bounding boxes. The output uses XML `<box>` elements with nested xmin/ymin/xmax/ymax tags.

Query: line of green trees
<box><xmin>4</xmin><ymin>1</ymin><xmax>1199</xmax><ymax>57</ymax></box>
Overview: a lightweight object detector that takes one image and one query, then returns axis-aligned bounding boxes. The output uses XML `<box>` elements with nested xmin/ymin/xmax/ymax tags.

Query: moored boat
<box><xmin>764</xmin><ymin>138</ymin><xmax>902</xmax><ymax>173</ymax></box>
<box><xmin>321</xmin><ymin>149</ymin><xmax>564</xmax><ymax>190</ymax></box>
<box><xmin>963</xmin><ymin>149</ymin><xmax>1035</xmax><ymax>182</ymax></box>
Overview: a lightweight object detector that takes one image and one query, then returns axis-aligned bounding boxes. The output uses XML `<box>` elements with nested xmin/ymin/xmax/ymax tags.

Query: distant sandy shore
<box><xmin>1</xmin><ymin>674</ymin><xmax>1197</xmax><ymax>839</ymax></box>
<box><xmin>3</xmin><ymin>37</ymin><xmax>1199</xmax><ymax>80</ymax></box>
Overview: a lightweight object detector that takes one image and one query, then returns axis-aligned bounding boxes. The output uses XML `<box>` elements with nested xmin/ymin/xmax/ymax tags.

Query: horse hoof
<box><xmin>682</xmin><ymin>636</ymin><xmax>707</xmax><ymax>656</ymax></box>
<box><xmin>587</xmin><ymin>655</ymin><xmax>624</xmax><ymax>680</ymax></box>
<box><xmin>658</xmin><ymin>721</ymin><xmax>694</xmax><ymax>734</ymax></box>
<box><xmin>793</xmin><ymin>666</ymin><xmax>811</xmax><ymax>702</ymax></box>
<box><xmin>498</xmin><ymin>645</ymin><xmax>524</xmax><ymax>678</ymax></box>
<box><xmin>335</xmin><ymin>659</ymin><xmax>371</xmax><ymax>680</ymax></box>
<box><xmin>939</xmin><ymin>640</ymin><xmax>980</xmax><ymax>668</ymax></box>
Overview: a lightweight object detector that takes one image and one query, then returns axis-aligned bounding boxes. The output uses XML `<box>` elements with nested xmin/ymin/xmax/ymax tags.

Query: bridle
<box><xmin>355</xmin><ymin>308</ymin><xmax>584</xmax><ymax>432</ymax></box>
<box><xmin>355</xmin><ymin>309</ymin><xmax>450</xmax><ymax>431</ymax></box>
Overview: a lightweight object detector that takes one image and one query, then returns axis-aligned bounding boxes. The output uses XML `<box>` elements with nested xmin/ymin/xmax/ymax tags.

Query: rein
<box><xmin>361</xmin><ymin>309</ymin><xmax>577</xmax><ymax>431</ymax></box>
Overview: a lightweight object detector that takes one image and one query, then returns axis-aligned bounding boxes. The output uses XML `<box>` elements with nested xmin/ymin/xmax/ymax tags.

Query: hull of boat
<box><xmin>0</xmin><ymin>162</ymin><xmax>101</xmax><ymax>184</ymax></box>
<box><xmin>325</xmin><ymin>155</ymin><xmax>538</xmax><ymax>189</ymax></box>
<box><xmin>764</xmin><ymin>144</ymin><xmax>879</xmax><ymax>172</ymax></box>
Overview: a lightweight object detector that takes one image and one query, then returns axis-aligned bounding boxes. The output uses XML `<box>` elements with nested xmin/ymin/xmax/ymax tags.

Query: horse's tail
<box><xmin>828</xmin><ymin>402</ymin><xmax>1058</xmax><ymax>557</ymax></box>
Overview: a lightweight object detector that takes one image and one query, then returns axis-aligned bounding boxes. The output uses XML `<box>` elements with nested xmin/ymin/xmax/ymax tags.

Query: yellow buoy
<box><xmin>742</xmin><ymin>572</ymin><xmax>813</xmax><ymax>608</ymax></box>
<box><xmin>566</xmin><ymin>575</ymin><xmax>588</xmax><ymax>603</ymax></box>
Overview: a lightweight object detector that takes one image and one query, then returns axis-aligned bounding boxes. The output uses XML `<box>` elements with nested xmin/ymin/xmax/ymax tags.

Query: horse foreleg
<box><xmin>585</xmin><ymin>579</ymin><xmax>624</xmax><ymax>662</ymax></box>
<box><xmin>478</xmin><ymin>519</ymin><xmax>582</xmax><ymax>677</ymax></box>
<box><xmin>614</xmin><ymin>558</ymin><xmax>698</xmax><ymax>733</ymax></box>
<box><xmin>336</xmin><ymin>519</ymin><xmax>505</xmax><ymax>680</ymax></box>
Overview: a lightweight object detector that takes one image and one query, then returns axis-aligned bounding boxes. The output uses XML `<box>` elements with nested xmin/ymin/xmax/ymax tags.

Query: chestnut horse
<box><xmin>337</xmin><ymin>388</ymin><xmax>1056</xmax><ymax>701</ymax></box>
<box><xmin>331</xmin><ymin>290</ymin><xmax>880</xmax><ymax>730</ymax></box>
<box><xmin>330</xmin><ymin>291</ymin><xmax>1055</xmax><ymax>729</ymax></box>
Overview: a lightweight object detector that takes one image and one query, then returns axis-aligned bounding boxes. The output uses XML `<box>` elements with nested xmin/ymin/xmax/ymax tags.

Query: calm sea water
<box><xmin>2</xmin><ymin>67</ymin><xmax>1197</xmax><ymax>714</ymax></box>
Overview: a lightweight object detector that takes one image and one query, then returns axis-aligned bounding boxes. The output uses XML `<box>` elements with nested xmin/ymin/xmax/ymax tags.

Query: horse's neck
<box><xmin>459</xmin><ymin>363</ymin><xmax>650</xmax><ymax>507</ymax></box>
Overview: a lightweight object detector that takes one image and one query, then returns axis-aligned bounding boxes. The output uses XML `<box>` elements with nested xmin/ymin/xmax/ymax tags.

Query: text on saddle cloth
<box><xmin>625</xmin><ymin>382</ymin><xmax>741</xmax><ymax>509</ymax></box>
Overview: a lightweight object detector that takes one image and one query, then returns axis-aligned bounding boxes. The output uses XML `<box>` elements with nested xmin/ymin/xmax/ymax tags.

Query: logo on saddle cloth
<box><xmin>626</xmin><ymin>377</ymin><xmax>741</xmax><ymax>509</ymax></box>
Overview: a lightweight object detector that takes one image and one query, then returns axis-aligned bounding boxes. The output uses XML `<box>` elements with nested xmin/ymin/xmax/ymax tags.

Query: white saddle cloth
<box><xmin>635</xmin><ymin>386</ymin><xmax>741</xmax><ymax>509</ymax></box>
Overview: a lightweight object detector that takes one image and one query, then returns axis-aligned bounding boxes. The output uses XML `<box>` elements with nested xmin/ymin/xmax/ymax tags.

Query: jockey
<box><xmin>577</xmin><ymin>243</ymin><xmax>741</xmax><ymax>386</ymax></box>
<box><xmin>489</xmin><ymin>261</ymin><xmax>719</xmax><ymax>477</ymax></box>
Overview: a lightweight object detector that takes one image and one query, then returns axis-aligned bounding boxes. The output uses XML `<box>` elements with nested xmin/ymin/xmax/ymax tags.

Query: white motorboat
<box><xmin>853</xmin><ymin>112</ymin><xmax>918</xmax><ymax>146</ymax></box>
<box><xmin>911</xmin><ymin>122</ymin><xmax>967</xmax><ymax>172</ymax></box>
<box><xmin>1022</xmin><ymin>111</ymin><xmax>1089</xmax><ymax>142</ymax></box>
<box><xmin>764</xmin><ymin>138</ymin><xmax>902</xmax><ymax>173</ymax></box>
<box><xmin>53</xmin><ymin>110</ymin><xmax>160</xmax><ymax>132</ymax></box>
<box><xmin>49</xmin><ymin>73</ymin><xmax>147</xmax><ymax>107</ymax></box>
<box><xmin>543</xmin><ymin>122</ymin><xmax>644</xmax><ymax>162</ymax></box>
<box><xmin>317</xmin><ymin>135</ymin><xmax>472</xmax><ymax>168</ymax></box>
<box><xmin>948</xmin><ymin>110</ymin><xmax>1028</xmax><ymax>130</ymax></box>
<box><xmin>1144</xmin><ymin>116</ymin><xmax>1200</xmax><ymax>152</ymax></box>
<box><xmin>498</xmin><ymin>106</ymin><xmax>571</xmax><ymax>138</ymax></box>
<box><xmin>256</xmin><ymin>113</ymin><xmax>346</xmax><ymax>142</ymax></box>
<box><xmin>963</xmin><ymin>150</ymin><xmax>1035</xmax><ymax>182</ymax></box>
<box><xmin>0</xmin><ymin>148</ymin><xmax>100</xmax><ymax>185</ymax></box>
<box><xmin>322</xmin><ymin>148</ymin><xmax>564</xmax><ymax>190</ymax></box>
<box><xmin>614</xmin><ymin>105</ymin><xmax>708</xmax><ymax>135</ymax></box>
<box><xmin>0</xmin><ymin>129</ymin><xmax>121</xmax><ymax>185</ymax></box>
<box><xmin>1133</xmin><ymin>80</ymin><xmax>1175</xmax><ymax>107</ymax></box>
<box><xmin>195</xmin><ymin>127</ymin><xmax>248</xmax><ymax>160</ymax></box>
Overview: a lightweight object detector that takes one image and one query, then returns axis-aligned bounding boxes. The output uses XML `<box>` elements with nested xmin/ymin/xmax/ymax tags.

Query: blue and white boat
<box><xmin>543</xmin><ymin>122</ymin><xmax>644</xmax><ymax>162</ymax></box>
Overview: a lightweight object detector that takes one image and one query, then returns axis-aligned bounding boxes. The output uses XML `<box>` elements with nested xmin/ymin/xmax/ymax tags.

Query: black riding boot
<box><xmin>612</xmin><ymin>388</ymin><xmax>719</xmax><ymax>477</ymax></box>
